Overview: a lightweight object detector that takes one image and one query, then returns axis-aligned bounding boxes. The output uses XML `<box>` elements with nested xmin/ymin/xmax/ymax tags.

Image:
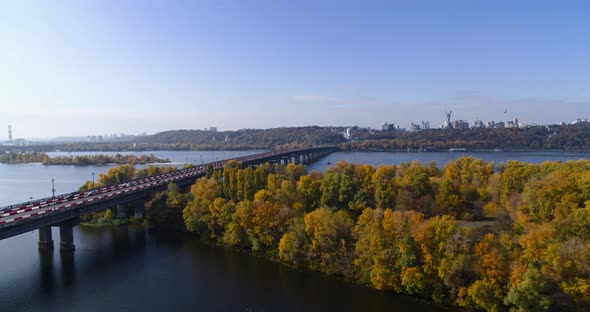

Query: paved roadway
<box><xmin>0</xmin><ymin>163</ymin><xmax>205</xmax><ymax>225</ymax></box>
<box><xmin>0</xmin><ymin>150</ymin><xmax>290</xmax><ymax>228</ymax></box>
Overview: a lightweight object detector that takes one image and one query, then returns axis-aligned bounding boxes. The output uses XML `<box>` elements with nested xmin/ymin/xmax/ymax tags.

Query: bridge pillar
<box><xmin>117</xmin><ymin>204</ymin><xmax>127</xmax><ymax>218</ymax></box>
<box><xmin>293</xmin><ymin>155</ymin><xmax>300</xmax><ymax>165</ymax></box>
<box><xmin>59</xmin><ymin>225</ymin><xmax>75</xmax><ymax>251</ymax></box>
<box><xmin>135</xmin><ymin>204</ymin><xmax>145</xmax><ymax>219</ymax></box>
<box><xmin>38</xmin><ymin>226</ymin><xmax>54</xmax><ymax>250</ymax></box>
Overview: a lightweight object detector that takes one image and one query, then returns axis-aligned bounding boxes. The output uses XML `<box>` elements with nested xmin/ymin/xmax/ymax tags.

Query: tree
<box><xmin>98</xmin><ymin>164</ymin><xmax>136</xmax><ymax>186</ymax></box>
<box><xmin>222</xmin><ymin>200</ymin><xmax>255</xmax><ymax>249</ymax></box>
<box><xmin>467</xmin><ymin>279</ymin><xmax>505</xmax><ymax>312</ymax></box>
<box><xmin>251</xmin><ymin>196</ymin><xmax>294</xmax><ymax>251</ymax></box>
<box><xmin>504</xmin><ymin>267</ymin><xmax>552</xmax><ymax>312</ymax></box>
<box><xmin>320</xmin><ymin>172</ymin><xmax>341</xmax><ymax>208</ymax></box>
<box><xmin>353</xmin><ymin>208</ymin><xmax>384</xmax><ymax>284</ymax></box>
<box><xmin>339</xmin><ymin>164</ymin><xmax>360</xmax><ymax>210</ymax></box>
<box><xmin>145</xmin><ymin>183</ymin><xmax>189</xmax><ymax>231</ymax></box>
<box><xmin>304</xmin><ymin>208</ymin><xmax>354</xmax><ymax>274</ymax></box>
<box><xmin>278</xmin><ymin>217</ymin><xmax>308</xmax><ymax>266</ymax></box>
<box><xmin>373</xmin><ymin>165</ymin><xmax>397</xmax><ymax>209</ymax></box>
<box><xmin>205</xmin><ymin>163</ymin><xmax>214</xmax><ymax>178</ymax></box>
<box><xmin>474</xmin><ymin>233</ymin><xmax>511</xmax><ymax>286</ymax></box>
<box><xmin>295</xmin><ymin>175</ymin><xmax>322</xmax><ymax>214</ymax></box>
<box><xmin>396</xmin><ymin>161</ymin><xmax>435</xmax><ymax>214</ymax></box>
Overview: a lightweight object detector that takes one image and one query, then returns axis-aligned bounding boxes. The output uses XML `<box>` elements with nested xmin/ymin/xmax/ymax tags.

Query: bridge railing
<box><xmin>0</xmin><ymin>146</ymin><xmax>338</xmax><ymax>212</ymax></box>
<box><xmin>0</xmin><ymin>190</ymin><xmax>80</xmax><ymax>213</ymax></box>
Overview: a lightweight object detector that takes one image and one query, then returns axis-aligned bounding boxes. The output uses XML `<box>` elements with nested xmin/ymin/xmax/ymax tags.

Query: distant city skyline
<box><xmin>1</xmin><ymin>1</ymin><xmax>589</xmax><ymax>139</ymax></box>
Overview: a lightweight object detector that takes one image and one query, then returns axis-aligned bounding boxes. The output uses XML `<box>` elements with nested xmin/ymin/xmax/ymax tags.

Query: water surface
<box><xmin>1</xmin><ymin>150</ymin><xmax>586</xmax><ymax>311</ymax></box>
<box><xmin>0</xmin><ymin>226</ymin><xmax>450</xmax><ymax>312</ymax></box>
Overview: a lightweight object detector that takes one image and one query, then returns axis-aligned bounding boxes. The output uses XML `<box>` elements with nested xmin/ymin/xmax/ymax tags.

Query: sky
<box><xmin>1</xmin><ymin>0</ymin><xmax>589</xmax><ymax>139</ymax></box>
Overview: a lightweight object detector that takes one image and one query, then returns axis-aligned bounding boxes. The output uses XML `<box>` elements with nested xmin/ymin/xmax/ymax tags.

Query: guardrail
<box><xmin>0</xmin><ymin>146</ymin><xmax>337</xmax><ymax>212</ymax></box>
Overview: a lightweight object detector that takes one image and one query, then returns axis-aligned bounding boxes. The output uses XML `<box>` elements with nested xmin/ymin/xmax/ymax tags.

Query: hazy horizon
<box><xmin>1</xmin><ymin>1</ymin><xmax>589</xmax><ymax>139</ymax></box>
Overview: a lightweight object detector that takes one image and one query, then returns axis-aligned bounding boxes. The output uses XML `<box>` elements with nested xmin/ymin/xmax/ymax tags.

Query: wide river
<box><xmin>1</xmin><ymin>150</ymin><xmax>588</xmax><ymax>311</ymax></box>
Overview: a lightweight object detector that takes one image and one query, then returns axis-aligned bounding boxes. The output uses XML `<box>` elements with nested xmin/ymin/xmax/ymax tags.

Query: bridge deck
<box><xmin>0</xmin><ymin>147</ymin><xmax>337</xmax><ymax>240</ymax></box>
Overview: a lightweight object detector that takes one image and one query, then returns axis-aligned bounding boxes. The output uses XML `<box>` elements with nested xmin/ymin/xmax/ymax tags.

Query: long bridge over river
<box><xmin>0</xmin><ymin>147</ymin><xmax>337</xmax><ymax>250</ymax></box>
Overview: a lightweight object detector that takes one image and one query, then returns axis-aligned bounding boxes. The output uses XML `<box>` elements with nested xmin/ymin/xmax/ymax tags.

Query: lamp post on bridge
<box><xmin>92</xmin><ymin>172</ymin><xmax>95</xmax><ymax>187</ymax></box>
<box><xmin>51</xmin><ymin>178</ymin><xmax>56</xmax><ymax>198</ymax></box>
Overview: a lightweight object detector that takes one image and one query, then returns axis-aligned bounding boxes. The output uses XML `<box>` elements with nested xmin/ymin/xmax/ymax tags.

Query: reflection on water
<box><xmin>0</xmin><ymin>225</ymin><xmax>453</xmax><ymax>312</ymax></box>
<box><xmin>60</xmin><ymin>250</ymin><xmax>75</xmax><ymax>288</ymax></box>
<box><xmin>38</xmin><ymin>250</ymin><xmax>55</xmax><ymax>296</ymax></box>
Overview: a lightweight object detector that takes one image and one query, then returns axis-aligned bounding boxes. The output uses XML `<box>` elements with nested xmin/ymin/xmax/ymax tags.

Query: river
<box><xmin>0</xmin><ymin>226</ymin><xmax>450</xmax><ymax>312</ymax></box>
<box><xmin>0</xmin><ymin>150</ymin><xmax>588</xmax><ymax>311</ymax></box>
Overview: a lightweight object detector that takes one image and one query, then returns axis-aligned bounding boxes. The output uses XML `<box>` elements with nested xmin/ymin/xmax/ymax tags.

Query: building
<box><xmin>381</xmin><ymin>123</ymin><xmax>396</xmax><ymax>131</ymax></box>
<box><xmin>473</xmin><ymin>120</ymin><xmax>485</xmax><ymax>128</ymax></box>
<box><xmin>344</xmin><ymin>127</ymin><xmax>352</xmax><ymax>140</ymax></box>
<box><xmin>452</xmin><ymin>120</ymin><xmax>469</xmax><ymax>129</ymax></box>
<box><xmin>573</xmin><ymin>118</ymin><xmax>588</xmax><ymax>124</ymax></box>
<box><xmin>506</xmin><ymin>118</ymin><xmax>519</xmax><ymax>128</ymax></box>
<box><xmin>13</xmin><ymin>138</ymin><xmax>28</xmax><ymax>146</ymax></box>
<box><xmin>410</xmin><ymin>123</ymin><xmax>421</xmax><ymax>132</ymax></box>
<box><xmin>8</xmin><ymin>125</ymin><xmax>13</xmax><ymax>144</ymax></box>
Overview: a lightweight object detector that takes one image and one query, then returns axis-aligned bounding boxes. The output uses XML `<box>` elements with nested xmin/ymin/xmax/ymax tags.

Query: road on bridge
<box><xmin>0</xmin><ymin>147</ymin><xmax>337</xmax><ymax>240</ymax></box>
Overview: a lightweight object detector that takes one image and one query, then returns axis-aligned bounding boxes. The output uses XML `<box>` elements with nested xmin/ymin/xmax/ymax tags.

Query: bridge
<box><xmin>0</xmin><ymin>147</ymin><xmax>337</xmax><ymax>250</ymax></box>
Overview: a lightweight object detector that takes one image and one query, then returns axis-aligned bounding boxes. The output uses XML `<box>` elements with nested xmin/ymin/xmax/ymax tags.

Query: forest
<box><xmin>345</xmin><ymin>123</ymin><xmax>590</xmax><ymax>151</ymax></box>
<box><xmin>3</xmin><ymin>124</ymin><xmax>589</xmax><ymax>153</ymax></box>
<box><xmin>125</xmin><ymin>157</ymin><xmax>590</xmax><ymax>311</ymax></box>
<box><xmin>134</xmin><ymin>126</ymin><xmax>347</xmax><ymax>149</ymax></box>
<box><xmin>0</xmin><ymin>152</ymin><xmax>169</xmax><ymax>165</ymax></box>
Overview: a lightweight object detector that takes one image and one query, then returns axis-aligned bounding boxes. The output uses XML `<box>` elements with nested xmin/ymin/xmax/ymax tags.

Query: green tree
<box><xmin>504</xmin><ymin>267</ymin><xmax>552</xmax><ymax>312</ymax></box>
<box><xmin>373</xmin><ymin>165</ymin><xmax>397</xmax><ymax>209</ymax></box>
<box><xmin>205</xmin><ymin>163</ymin><xmax>214</xmax><ymax>178</ymax></box>
<box><xmin>320</xmin><ymin>172</ymin><xmax>341</xmax><ymax>208</ymax></box>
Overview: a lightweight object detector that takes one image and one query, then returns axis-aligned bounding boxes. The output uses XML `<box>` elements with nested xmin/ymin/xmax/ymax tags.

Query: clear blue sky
<box><xmin>1</xmin><ymin>0</ymin><xmax>588</xmax><ymax>138</ymax></box>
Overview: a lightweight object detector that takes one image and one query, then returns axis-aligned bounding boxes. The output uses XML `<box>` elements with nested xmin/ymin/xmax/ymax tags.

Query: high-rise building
<box><xmin>381</xmin><ymin>122</ymin><xmax>396</xmax><ymax>131</ymax></box>
<box><xmin>452</xmin><ymin>120</ymin><xmax>469</xmax><ymax>129</ymax></box>
<box><xmin>8</xmin><ymin>125</ymin><xmax>12</xmax><ymax>143</ymax></box>
<box><xmin>473</xmin><ymin>120</ymin><xmax>485</xmax><ymax>128</ymax></box>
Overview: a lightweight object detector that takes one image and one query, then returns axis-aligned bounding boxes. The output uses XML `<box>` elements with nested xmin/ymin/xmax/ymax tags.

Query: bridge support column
<box><xmin>59</xmin><ymin>225</ymin><xmax>75</xmax><ymax>251</ymax></box>
<box><xmin>135</xmin><ymin>205</ymin><xmax>145</xmax><ymax>219</ymax></box>
<box><xmin>38</xmin><ymin>226</ymin><xmax>54</xmax><ymax>250</ymax></box>
<box><xmin>117</xmin><ymin>204</ymin><xmax>127</xmax><ymax>218</ymax></box>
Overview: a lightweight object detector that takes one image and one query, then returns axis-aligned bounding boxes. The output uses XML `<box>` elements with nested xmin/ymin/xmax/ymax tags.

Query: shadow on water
<box><xmin>59</xmin><ymin>249</ymin><xmax>76</xmax><ymax>287</ymax></box>
<box><xmin>134</xmin><ymin>226</ymin><xmax>146</xmax><ymax>249</ymax></box>
<box><xmin>3</xmin><ymin>225</ymin><xmax>457</xmax><ymax>311</ymax></box>
<box><xmin>182</xmin><ymin>240</ymin><xmax>457</xmax><ymax>312</ymax></box>
<box><xmin>111</xmin><ymin>226</ymin><xmax>131</xmax><ymax>257</ymax></box>
<box><xmin>38</xmin><ymin>249</ymin><xmax>55</xmax><ymax>296</ymax></box>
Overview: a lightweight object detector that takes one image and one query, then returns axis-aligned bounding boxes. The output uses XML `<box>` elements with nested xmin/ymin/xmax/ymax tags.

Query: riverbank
<box><xmin>0</xmin><ymin>152</ymin><xmax>170</xmax><ymax>165</ymax></box>
<box><xmin>172</xmin><ymin>158</ymin><xmax>590</xmax><ymax>311</ymax></box>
